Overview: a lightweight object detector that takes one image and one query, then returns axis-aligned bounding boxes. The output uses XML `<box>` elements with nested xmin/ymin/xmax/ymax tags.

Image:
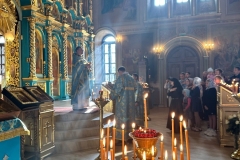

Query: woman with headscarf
<box><xmin>202</xmin><ymin>78</ymin><xmax>217</xmax><ymax>136</ymax></box>
<box><xmin>190</xmin><ymin>77</ymin><xmax>203</xmax><ymax>132</ymax></box>
<box><xmin>166</xmin><ymin>77</ymin><xmax>183</xmax><ymax>133</ymax></box>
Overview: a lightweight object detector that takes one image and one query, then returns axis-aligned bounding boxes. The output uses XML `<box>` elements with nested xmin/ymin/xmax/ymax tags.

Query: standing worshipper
<box><xmin>166</xmin><ymin>78</ymin><xmax>183</xmax><ymax>133</ymax></box>
<box><xmin>202</xmin><ymin>79</ymin><xmax>217</xmax><ymax>137</ymax></box>
<box><xmin>71</xmin><ymin>46</ymin><xmax>91</xmax><ymax>111</ymax></box>
<box><xmin>191</xmin><ymin>77</ymin><xmax>203</xmax><ymax>132</ymax></box>
<box><xmin>179</xmin><ymin>72</ymin><xmax>186</xmax><ymax>88</ymax></box>
<box><xmin>110</xmin><ymin>66</ymin><xmax>136</xmax><ymax>143</ymax></box>
<box><xmin>132</xmin><ymin>73</ymin><xmax>144</xmax><ymax>127</ymax></box>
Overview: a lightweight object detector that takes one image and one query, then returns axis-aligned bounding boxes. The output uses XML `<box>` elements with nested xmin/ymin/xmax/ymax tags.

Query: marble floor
<box><xmin>53</xmin><ymin>100</ymin><xmax>234</xmax><ymax>160</ymax></box>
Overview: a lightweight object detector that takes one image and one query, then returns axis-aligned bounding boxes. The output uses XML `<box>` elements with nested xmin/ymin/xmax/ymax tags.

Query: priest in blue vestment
<box><xmin>71</xmin><ymin>46</ymin><xmax>91</xmax><ymax>111</ymax></box>
<box><xmin>110</xmin><ymin>66</ymin><xmax>136</xmax><ymax>142</ymax></box>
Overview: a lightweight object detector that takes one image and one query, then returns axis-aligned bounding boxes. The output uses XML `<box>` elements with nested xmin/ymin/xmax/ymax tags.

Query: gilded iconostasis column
<box><xmin>89</xmin><ymin>0</ymin><xmax>93</xmax><ymax>19</ymax></box>
<box><xmin>27</xmin><ymin>17</ymin><xmax>37</xmax><ymax>78</ymax></box>
<box><xmin>62</xmin><ymin>32</ymin><xmax>68</xmax><ymax>79</ymax></box>
<box><xmin>46</xmin><ymin>26</ymin><xmax>53</xmax><ymax>78</ymax></box>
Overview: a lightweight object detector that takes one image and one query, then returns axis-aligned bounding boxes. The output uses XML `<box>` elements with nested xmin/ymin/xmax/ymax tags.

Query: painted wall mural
<box><xmin>213</xmin><ymin>24</ymin><xmax>240</xmax><ymax>76</ymax></box>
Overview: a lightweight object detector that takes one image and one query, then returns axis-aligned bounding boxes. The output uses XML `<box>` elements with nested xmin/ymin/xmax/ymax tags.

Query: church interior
<box><xmin>1</xmin><ymin>0</ymin><xmax>240</xmax><ymax>160</ymax></box>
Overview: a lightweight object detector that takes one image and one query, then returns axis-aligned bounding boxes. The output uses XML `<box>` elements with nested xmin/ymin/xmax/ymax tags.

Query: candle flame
<box><xmin>144</xmin><ymin>93</ymin><xmax>148</xmax><ymax>99</ymax></box>
<box><xmin>139</xmin><ymin>127</ymin><xmax>142</xmax><ymax>130</ymax></box>
<box><xmin>110</xmin><ymin>139</ymin><xmax>113</xmax><ymax>149</ymax></box>
<box><xmin>113</xmin><ymin>119</ymin><xmax>116</xmax><ymax>127</ymax></box>
<box><xmin>171</xmin><ymin>112</ymin><xmax>175</xmax><ymax>119</ymax></box>
<box><xmin>103</xmin><ymin>138</ymin><xmax>106</xmax><ymax>147</ymax></box>
<box><xmin>132</xmin><ymin>123</ymin><xmax>136</xmax><ymax>129</ymax></box>
<box><xmin>151</xmin><ymin>145</ymin><xmax>154</xmax><ymax>156</ymax></box>
<box><xmin>160</xmin><ymin>135</ymin><xmax>164</xmax><ymax>142</ymax></box>
<box><xmin>143</xmin><ymin>151</ymin><xmax>146</xmax><ymax>160</ymax></box>
<box><xmin>180</xmin><ymin>144</ymin><xmax>183</xmax><ymax>152</ymax></box>
<box><xmin>165</xmin><ymin>150</ymin><xmax>168</xmax><ymax>160</ymax></box>
<box><xmin>101</xmin><ymin>129</ymin><xmax>104</xmax><ymax>139</ymax></box>
<box><xmin>124</xmin><ymin>145</ymin><xmax>127</xmax><ymax>156</ymax></box>
<box><xmin>122</xmin><ymin>124</ymin><xmax>125</xmax><ymax>129</ymax></box>
<box><xmin>179</xmin><ymin>115</ymin><xmax>183</xmax><ymax>121</ymax></box>
<box><xmin>183</xmin><ymin>121</ymin><xmax>187</xmax><ymax>129</ymax></box>
<box><xmin>174</xmin><ymin>138</ymin><xmax>177</xmax><ymax>146</ymax></box>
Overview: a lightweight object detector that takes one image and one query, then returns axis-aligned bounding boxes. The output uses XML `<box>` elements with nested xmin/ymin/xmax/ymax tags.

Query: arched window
<box><xmin>102</xmin><ymin>35</ymin><xmax>116</xmax><ymax>82</ymax></box>
<box><xmin>154</xmin><ymin>0</ymin><xmax>166</xmax><ymax>6</ymax></box>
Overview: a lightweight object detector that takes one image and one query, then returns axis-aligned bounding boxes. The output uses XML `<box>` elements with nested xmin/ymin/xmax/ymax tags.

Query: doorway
<box><xmin>167</xmin><ymin>46</ymin><xmax>199</xmax><ymax>79</ymax></box>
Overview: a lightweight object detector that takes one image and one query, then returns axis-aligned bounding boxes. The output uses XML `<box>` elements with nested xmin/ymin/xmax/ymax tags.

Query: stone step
<box><xmin>55</xmin><ymin>119</ymin><xmax>99</xmax><ymax>131</ymax></box>
<box><xmin>55</xmin><ymin>126</ymin><xmax>99</xmax><ymax>141</ymax></box>
<box><xmin>45</xmin><ymin>149</ymin><xmax>99</xmax><ymax>160</ymax></box>
<box><xmin>54</xmin><ymin>136</ymin><xmax>99</xmax><ymax>154</ymax></box>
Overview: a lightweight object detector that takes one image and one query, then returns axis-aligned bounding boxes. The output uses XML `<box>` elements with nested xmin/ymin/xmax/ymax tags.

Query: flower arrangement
<box><xmin>226</xmin><ymin>114</ymin><xmax>240</xmax><ymax>135</ymax></box>
<box><xmin>133</xmin><ymin>128</ymin><xmax>160</xmax><ymax>138</ymax></box>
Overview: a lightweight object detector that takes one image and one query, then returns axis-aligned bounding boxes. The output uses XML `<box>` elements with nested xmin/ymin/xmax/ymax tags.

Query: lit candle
<box><xmin>174</xmin><ymin>138</ymin><xmax>177</xmax><ymax>160</ymax></box>
<box><xmin>180</xmin><ymin>144</ymin><xmax>184</xmax><ymax>160</ymax></box>
<box><xmin>100</xmin><ymin>129</ymin><xmax>104</xmax><ymax>160</ymax></box>
<box><xmin>179</xmin><ymin>115</ymin><xmax>183</xmax><ymax>145</ymax></box>
<box><xmin>173</xmin><ymin>151</ymin><xmax>176</xmax><ymax>160</ymax></box>
<box><xmin>103</xmin><ymin>138</ymin><xmax>106</xmax><ymax>160</ymax></box>
<box><xmin>106</xmin><ymin>119</ymin><xmax>111</xmax><ymax>160</ymax></box>
<box><xmin>122</xmin><ymin>124</ymin><xmax>125</xmax><ymax>160</ymax></box>
<box><xmin>143</xmin><ymin>151</ymin><xmax>146</xmax><ymax>160</ymax></box>
<box><xmin>132</xmin><ymin>123</ymin><xmax>136</xmax><ymax>160</ymax></box>
<box><xmin>144</xmin><ymin>93</ymin><xmax>148</xmax><ymax>128</ymax></box>
<box><xmin>110</xmin><ymin>139</ymin><xmax>114</xmax><ymax>160</ymax></box>
<box><xmin>161</xmin><ymin>135</ymin><xmax>164</xmax><ymax>160</ymax></box>
<box><xmin>183</xmin><ymin>121</ymin><xmax>190</xmax><ymax>160</ymax></box>
<box><xmin>171</xmin><ymin>112</ymin><xmax>175</xmax><ymax>152</ymax></box>
<box><xmin>112</xmin><ymin>119</ymin><xmax>116</xmax><ymax>157</ymax></box>
<box><xmin>124</xmin><ymin>145</ymin><xmax>128</xmax><ymax>160</ymax></box>
<box><xmin>151</xmin><ymin>145</ymin><xmax>155</xmax><ymax>160</ymax></box>
<box><xmin>165</xmin><ymin>150</ymin><xmax>168</xmax><ymax>160</ymax></box>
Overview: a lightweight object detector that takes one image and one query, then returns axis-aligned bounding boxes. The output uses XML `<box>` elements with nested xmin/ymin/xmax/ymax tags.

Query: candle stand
<box><xmin>94</xmin><ymin>91</ymin><xmax>110</xmax><ymax>160</ymax></box>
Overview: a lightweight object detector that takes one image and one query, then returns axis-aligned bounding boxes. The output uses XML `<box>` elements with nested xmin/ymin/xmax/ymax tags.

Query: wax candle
<box><xmin>143</xmin><ymin>151</ymin><xmax>146</xmax><ymax>160</ymax></box>
<box><xmin>171</xmin><ymin>112</ymin><xmax>175</xmax><ymax>152</ymax></box>
<box><xmin>100</xmin><ymin>129</ymin><xmax>104</xmax><ymax>160</ymax></box>
<box><xmin>165</xmin><ymin>150</ymin><xmax>168</xmax><ymax>160</ymax></box>
<box><xmin>179</xmin><ymin>115</ymin><xmax>183</xmax><ymax>145</ymax></box>
<box><xmin>122</xmin><ymin>124</ymin><xmax>125</xmax><ymax>160</ymax></box>
<box><xmin>110</xmin><ymin>139</ymin><xmax>114</xmax><ymax>160</ymax></box>
<box><xmin>180</xmin><ymin>144</ymin><xmax>184</xmax><ymax>160</ymax></box>
<box><xmin>124</xmin><ymin>145</ymin><xmax>128</xmax><ymax>160</ymax></box>
<box><xmin>160</xmin><ymin>135</ymin><xmax>164</xmax><ymax>160</ymax></box>
<box><xmin>151</xmin><ymin>145</ymin><xmax>155</xmax><ymax>160</ymax></box>
<box><xmin>132</xmin><ymin>123</ymin><xmax>136</xmax><ymax>160</ymax></box>
<box><xmin>183</xmin><ymin>121</ymin><xmax>190</xmax><ymax>160</ymax></box>
<box><xmin>173</xmin><ymin>151</ymin><xmax>176</xmax><ymax>160</ymax></box>
<box><xmin>103</xmin><ymin>138</ymin><xmax>106</xmax><ymax>160</ymax></box>
<box><xmin>112</xmin><ymin>119</ymin><xmax>116</xmax><ymax>157</ymax></box>
<box><xmin>174</xmin><ymin>138</ymin><xmax>177</xmax><ymax>160</ymax></box>
<box><xmin>106</xmin><ymin>119</ymin><xmax>111</xmax><ymax>160</ymax></box>
<box><xmin>144</xmin><ymin>93</ymin><xmax>148</xmax><ymax>128</ymax></box>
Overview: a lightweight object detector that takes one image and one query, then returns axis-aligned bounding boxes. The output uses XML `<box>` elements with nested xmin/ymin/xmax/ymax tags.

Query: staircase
<box><xmin>45</xmin><ymin>107</ymin><xmax>114</xmax><ymax>160</ymax></box>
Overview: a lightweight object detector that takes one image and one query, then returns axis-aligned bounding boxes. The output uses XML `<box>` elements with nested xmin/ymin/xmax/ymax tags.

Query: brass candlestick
<box><xmin>94</xmin><ymin>91</ymin><xmax>110</xmax><ymax>160</ymax></box>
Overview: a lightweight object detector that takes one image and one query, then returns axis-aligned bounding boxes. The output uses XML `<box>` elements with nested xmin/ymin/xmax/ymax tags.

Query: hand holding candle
<box><xmin>171</xmin><ymin>112</ymin><xmax>175</xmax><ymax>152</ymax></box>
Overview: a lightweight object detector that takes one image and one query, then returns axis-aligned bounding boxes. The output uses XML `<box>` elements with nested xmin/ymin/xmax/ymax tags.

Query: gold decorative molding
<box><xmin>45</xmin><ymin>26</ymin><xmax>53</xmax><ymax>78</ymax></box>
<box><xmin>36</xmin><ymin>82</ymin><xmax>46</xmax><ymax>91</ymax></box>
<box><xmin>0</xmin><ymin>128</ymin><xmax>30</xmax><ymax>141</ymax></box>
<box><xmin>50</xmin><ymin>82</ymin><xmax>53</xmax><ymax>96</ymax></box>
<box><xmin>21</xmin><ymin>5</ymin><xmax>38</xmax><ymax>11</ymax></box>
<box><xmin>62</xmin><ymin>32</ymin><xmax>68</xmax><ymax>79</ymax></box>
<box><xmin>67</xmin><ymin>82</ymin><xmax>71</xmax><ymax>95</ymax></box>
<box><xmin>89</xmin><ymin>0</ymin><xmax>93</xmax><ymax>20</ymax></box>
<box><xmin>27</xmin><ymin>17</ymin><xmax>37</xmax><ymax>78</ymax></box>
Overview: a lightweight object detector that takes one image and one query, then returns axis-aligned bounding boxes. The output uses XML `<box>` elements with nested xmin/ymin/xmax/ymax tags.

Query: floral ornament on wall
<box><xmin>226</xmin><ymin>114</ymin><xmax>240</xmax><ymax>135</ymax></box>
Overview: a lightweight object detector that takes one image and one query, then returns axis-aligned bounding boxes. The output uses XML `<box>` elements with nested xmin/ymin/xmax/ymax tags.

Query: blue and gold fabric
<box><xmin>110</xmin><ymin>72</ymin><xmax>136</xmax><ymax>140</ymax></box>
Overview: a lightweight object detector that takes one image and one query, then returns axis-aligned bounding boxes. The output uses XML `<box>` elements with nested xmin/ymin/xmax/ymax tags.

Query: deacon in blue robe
<box><xmin>132</xmin><ymin>73</ymin><xmax>144</xmax><ymax>127</ymax></box>
<box><xmin>110</xmin><ymin>66</ymin><xmax>136</xmax><ymax>141</ymax></box>
<box><xmin>71</xmin><ymin>46</ymin><xmax>91</xmax><ymax>110</ymax></box>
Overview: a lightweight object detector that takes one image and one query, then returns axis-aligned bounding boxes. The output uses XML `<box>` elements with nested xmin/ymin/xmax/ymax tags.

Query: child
<box><xmin>182</xmin><ymin>89</ymin><xmax>192</xmax><ymax>129</ymax></box>
<box><xmin>207</xmin><ymin>68</ymin><xmax>215</xmax><ymax>81</ymax></box>
<box><xmin>202</xmin><ymin>78</ymin><xmax>217</xmax><ymax>136</ymax></box>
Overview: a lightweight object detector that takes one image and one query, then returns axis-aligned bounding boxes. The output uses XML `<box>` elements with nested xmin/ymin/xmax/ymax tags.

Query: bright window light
<box><xmin>155</xmin><ymin>0</ymin><xmax>166</xmax><ymax>6</ymax></box>
<box><xmin>0</xmin><ymin>36</ymin><xmax>5</xmax><ymax>44</ymax></box>
<box><xmin>104</xmin><ymin>36</ymin><xmax>115</xmax><ymax>43</ymax></box>
<box><xmin>177</xmin><ymin>0</ymin><xmax>188</xmax><ymax>3</ymax></box>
